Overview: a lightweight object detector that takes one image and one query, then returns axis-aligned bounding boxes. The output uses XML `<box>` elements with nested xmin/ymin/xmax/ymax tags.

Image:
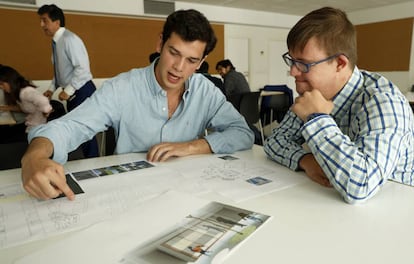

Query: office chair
<box><xmin>104</xmin><ymin>126</ymin><xmax>117</xmax><ymax>156</ymax></box>
<box><xmin>227</xmin><ymin>93</ymin><xmax>244</xmax><ymax>112</ymax></box>
<box><xmin>239</xmin><ymin>91</ymin><xmax>265</xmax><ymax>145</ymax></box>
<box><xmin>260</xmin><ymin>85</ymin><xmax>293</xmax><ymax>131</ymax></box>
<box><xmin>0</xmin><ymin>141</ymin><xmax>28</xmax><ymax>170</ymax></box>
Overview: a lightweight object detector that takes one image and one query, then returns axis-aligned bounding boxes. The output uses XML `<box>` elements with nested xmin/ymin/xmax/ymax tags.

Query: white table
<box><xmin>0</xmin><ymin>145</ymin><xmax>413</xmax><ymax>264</ymax></box>
<box><xmin>260</xmin><ymin>90</ymin><xmax>283</xmax><ymax>97</ymax></box>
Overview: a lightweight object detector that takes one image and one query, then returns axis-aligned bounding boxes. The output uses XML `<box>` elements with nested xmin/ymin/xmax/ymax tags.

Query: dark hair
<box><xmin>0</xmin><ymin>65</ymin><xmax>36</xmax><ymax>104</ymax></box>
<box><xmin>162</xmin><ymin>9</ymin><xmax>217</xmax><ymax>58</ymax></box>
<box><xmin>287</xmin><ymin>7</ymin><xmax>357</xmax><ymax>68</ymax></box>
<box><xmin>197</xmin><ymin>61</ymin><xmax>209</xmax><ymax>73</ymax></box>
<box><xmin>37</xmin><ymin>4</ymin><xmax>65</xmax><ymax>27</ymax></box>
<box><xmin>215</xmin><ymin>59</ymin><xmax>235</xmax><ymax>70</ymax></box>
<box><xmin>149</xmin><ymin>52</ymin><xmax>160</xmax><ymax>63</ymax></box>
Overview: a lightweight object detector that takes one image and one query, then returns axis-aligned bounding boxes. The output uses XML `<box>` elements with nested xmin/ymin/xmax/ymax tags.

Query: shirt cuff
<box><xmin>48</xmin><ymin>83</ymin><xmax>56</xmax><ymax>92</ymax></box>
<box><xmin>306</xmin><ymin>113</ymin><xmax>328</xmax><ymax>122</ymax></box>
<box><xmin>63</xmin><ymin>85</ymin><xmax>76</xmax><ymax>96</ymax></box>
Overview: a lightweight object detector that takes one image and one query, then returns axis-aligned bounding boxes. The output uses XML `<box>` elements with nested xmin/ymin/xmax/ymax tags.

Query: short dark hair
<box><xmin>287</xmin><ymin>7</ymin><xmax>357</xmax><ymax>68</ymax></box>
<box><xmin>37</xmin><ymin>4</ymin><xmax>65</xmax><ymax>27</ymax></box>
<box><xmin>162</xmin><ymin>9</ymin><xmax>217</xmax><ymax>58</ymax></box>
<box><xmin>197</xmin><ymin>61</ymin><xmax>209</xmax><ymax>73</ymax></box>
<box><xmin>149</xmin><ymin>52</ymin><xmax>160</xmax><ymax>63</ymax></box>
<box><xmin>215</xmin><ymin>59</ymin><xmax>235</xmax><ymax>70</ymax></box>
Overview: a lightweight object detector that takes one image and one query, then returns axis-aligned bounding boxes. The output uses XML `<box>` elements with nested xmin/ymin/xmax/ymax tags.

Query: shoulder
<box><xmin>188</xmin><ymin>73</ymin><xmax>216</xmax><ymax>91</ymax></box>
<box><xmin>19</xmin><ymin>86</ymin><xmax>39</xmax><ymax>97</ymax></box>
<box><xmin>360</xmin><ymin>69</ymin><xmax>403</xmax><ymax>99</ymax></box>
<box><xmin>226</xmin><ymin>70</ymin><xmax>244</xmax><ymax>80</ymax></box>
<box><xmin>187</xmin><ymin>74</ymin><xmax>226</xmax><ymax>100</ymax></box>
<box><xmin>100</xmin><ymin>67</ymin><xmax>150</xmax><ymax>92</ymax></box>
<box><xmin>62</xmin><ymin>29</ymin><xmax>84</xmax><ymax>44</ymax></box>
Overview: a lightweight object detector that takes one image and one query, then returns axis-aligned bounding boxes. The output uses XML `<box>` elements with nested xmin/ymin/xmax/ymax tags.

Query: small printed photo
<box><xmin>95</xmin><ymin>166</ymin><xmax>127</xmax><ymax>176</ymax></box>
<box><xmin>72</xmin><ymin>170</ymin><xmax>99</xmax><ymax>181</ymax></box>
<box><xmin>55</xmin><ymin>174</ymin><xmax>84</xmax><ymax>199</ymax></box>
<box><xmin>122</xmin><ymin>160</ymin><xmax>154</xmax><ymax>170</ymax></box>
<box><xmin>219</xmin><ymin>155</ymin><xmax>239</xmax><ymax>161</ymax></box>
<box><xmin>246</xmin><ymin>176</ymin><xmax>272</xmax><ymax>186</ymax></box>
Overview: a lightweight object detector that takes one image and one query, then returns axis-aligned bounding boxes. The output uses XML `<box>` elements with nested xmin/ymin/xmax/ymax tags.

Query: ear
<box><xmin>336</xmin><ymin>54</ymin><xmax>349</xmax><ymax>72</ymax></box>
<box><xmin>156</xmin><ymin>34</ymin><xmax>163</xmax><ymax>53</ymax></box>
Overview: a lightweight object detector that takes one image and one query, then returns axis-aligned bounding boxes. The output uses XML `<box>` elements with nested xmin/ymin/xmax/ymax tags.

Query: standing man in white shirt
<box><xmin>37</xmin><ymin>4</ymin><xmax>99</xmax><ymax>158</ymax></box>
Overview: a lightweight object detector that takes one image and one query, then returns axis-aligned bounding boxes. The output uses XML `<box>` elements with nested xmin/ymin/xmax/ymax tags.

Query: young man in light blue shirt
<box><xmin>21</xmin><ymin>9</ymin><xmax>254</xmax><ymax>201</ymax></box>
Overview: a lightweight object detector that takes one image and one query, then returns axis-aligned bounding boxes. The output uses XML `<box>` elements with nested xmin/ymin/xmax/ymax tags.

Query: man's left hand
<box><xmin>146</xmin><ymin>139</ymin><xmax>212</xmax><ymax>162</ymax></box>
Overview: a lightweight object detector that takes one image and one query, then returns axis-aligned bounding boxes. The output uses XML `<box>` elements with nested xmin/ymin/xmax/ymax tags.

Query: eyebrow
<box><xmin>168</xmin><ymin>45</ymin><xmax>202</xmax><ymax>62</ymax></box>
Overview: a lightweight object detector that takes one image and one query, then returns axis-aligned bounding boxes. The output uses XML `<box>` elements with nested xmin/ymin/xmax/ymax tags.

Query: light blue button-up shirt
<box><xmin>29</xmin><ymin>62</ymin><xmax>254</xmax><ymax>163</ymax></box>
<box><xmin>52</xmin><ymin>27</ymin><xmax>93</xmax><ymax>93</ymax></box>
<box><xmin>264</xmin><ymin>66</ymin><xmax>414</xmax><ymax>203</ymax></box>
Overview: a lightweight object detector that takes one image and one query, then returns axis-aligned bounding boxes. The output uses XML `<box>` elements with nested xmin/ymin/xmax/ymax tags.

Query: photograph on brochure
<box><xmin>121</xmin><ymin>201</ymin><xmax>271</xmax><ymax>264</ymax></box>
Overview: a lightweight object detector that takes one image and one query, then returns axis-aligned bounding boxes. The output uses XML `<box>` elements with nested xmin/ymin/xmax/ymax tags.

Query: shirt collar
<box><xmin>148</xmin><ymin>58</ymin><xmax>190</xmax><ymax>97</ymax></box>
<box><xmin>53</xmin><ymin>27</ymin><xmax>66</xmax><ymax>42</ymax></box>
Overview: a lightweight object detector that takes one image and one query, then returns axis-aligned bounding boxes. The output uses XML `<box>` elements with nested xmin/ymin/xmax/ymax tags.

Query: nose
<box><xmin>173</xmin><ymin>57</ymin><xmax>185</xmax><ymax>72</ymax></box>
<box><xmin>289</xmin><ymin>65</ymin><xmax>302</xmax><ymax>77</ymax></box>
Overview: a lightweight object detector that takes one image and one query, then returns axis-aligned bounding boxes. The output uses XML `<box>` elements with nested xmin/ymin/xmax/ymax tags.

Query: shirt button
<box><xmin>162</xmin><ymin>107</ymin><xmax>166</xmax><ymax>111</ymax></box>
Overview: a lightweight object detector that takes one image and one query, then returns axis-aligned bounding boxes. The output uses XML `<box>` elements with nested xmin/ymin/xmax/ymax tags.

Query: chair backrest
<box><xmin>0</xmin><ymin>141</ymin><xmax>28</xmax><ymax>170</ymax></box>
<box><xmin>239</xmin><ymin>91</ymin><xmax>261</xmax><ymax>124</ymax></box>
<box><xmin>227</xmin><ymin>93</ymin><xmax>244</xmax><ymax>112</ymax></box>
<box><xmin>262</xmin><ymin>85</ymin><xmax>293</xmax><ymax>105</ymax></box>
<box><xmin>261</xmin><ymin>85</ymin><xmax>293</xmax><ymax>123</ymax></box>
<box><xmin>105</xmin><ymin>126</ymin><xmax>116</xmax><ymax>156</ymax></box>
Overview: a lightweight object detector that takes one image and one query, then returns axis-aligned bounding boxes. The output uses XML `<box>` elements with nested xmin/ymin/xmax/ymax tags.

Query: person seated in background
<box><xmin>215</xmin><ymin>59</ymin><xmax>250</xmax><ymax>97</ymax></box>
<box><xmin>196</xmin><ymin>61</ymin><xmax>225</xmax><ymax>94</ymax></box>
<box><xmin>0</xmin><ymin>65</ymin><xmax>52</xmax><ymax>133</ymax></box>
<box><xmin>21</xmin><ymin>9</ymin><xmax>254</xmax><ymax>200</ymax></box>
<box><xmin>264</xmin><ymin>7</ymin><xmax>414</xmax><ymax>204</ymax></box>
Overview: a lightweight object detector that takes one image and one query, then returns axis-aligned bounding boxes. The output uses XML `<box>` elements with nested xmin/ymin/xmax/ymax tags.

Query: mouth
<box><xmin>167</xmin><ymin>72</ymin><xmax>181</xmax><ymax>84</ymax></box>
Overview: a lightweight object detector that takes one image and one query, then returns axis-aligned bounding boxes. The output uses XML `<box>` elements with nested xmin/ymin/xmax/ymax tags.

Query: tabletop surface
<box><xmin>0</xmin><ymin>145</ymin><xmax>413</xmax><ymax>264</ymax></box>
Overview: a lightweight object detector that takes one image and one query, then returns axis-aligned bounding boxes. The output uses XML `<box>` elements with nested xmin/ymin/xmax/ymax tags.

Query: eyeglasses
<box><xmin>282</xmin><ymin>52</ymin><xmax>342</xmax><ymax>73</ymax></box>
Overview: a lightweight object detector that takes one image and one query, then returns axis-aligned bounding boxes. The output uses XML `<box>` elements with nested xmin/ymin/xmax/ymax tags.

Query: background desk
<box><xmin>0</xmin><ymin>146</ymin><xmax>413</xmax><ymax>264</ymax></box>
<box><xmin>0</xmin><ymin>111</ymin><xmax>16</xmax><ymax>125</ymax></box>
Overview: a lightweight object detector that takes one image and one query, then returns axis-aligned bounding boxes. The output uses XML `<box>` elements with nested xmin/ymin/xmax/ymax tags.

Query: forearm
<box><xmin>205</xmin><ymin>126</ymin><xmax>254</xmax><ymax>153</ymax></box>
<box><xmin>302</xmin><ymin>116</ymin><xmax>390</xmax><ymax>203</ymax></box>
<box><xmin>264</xmin><ymin>111</ymin><xmax>308</xmax><ymax>170</ymax></box>
<box><xmin>21</xmin><ymin>137</ymin><xmax>54</xmax><ymax>165</ymax></box>
<box><xmin>188</xmin><ymin>138</ymin><xmax>212</xmax><ymax>155</ymax></box>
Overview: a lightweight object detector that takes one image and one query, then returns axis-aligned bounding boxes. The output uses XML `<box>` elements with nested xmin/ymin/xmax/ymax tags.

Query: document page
<box><xmin>159</xmin><ymin>154</ymin><xmax>307</xmax><ymax>202</ymax></box>
<box><xmin>0</xmin><ymin>162</ymin><xmax>172</xmax><ymax>249</ymax></box>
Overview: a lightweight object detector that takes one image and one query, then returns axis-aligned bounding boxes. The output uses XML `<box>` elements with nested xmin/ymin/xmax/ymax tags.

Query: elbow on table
<box><xmin>342</xmin><ymin>187</ymin><xmax>380</xmax><ymax>205</ymax></box>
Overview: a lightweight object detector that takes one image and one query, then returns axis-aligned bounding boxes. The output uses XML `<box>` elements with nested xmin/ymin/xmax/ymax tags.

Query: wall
<box><xmin>0</xmin><ymin>7</ymin><xmax>224</xmax><ymax>80</ymax></box>
<box><xmin>224</xmin><ymin>24</ymin><xmax>291</xmax><ymax>91</ymax></box>
<box><xmin>1</xmin><ymin>0</ymin><xmax>414</xmax><ymax>92</ymax></box>
<box><xmin>349</xmin><ymin>2</ymin><xmax>414</xmax><ymax>92</ymax></box>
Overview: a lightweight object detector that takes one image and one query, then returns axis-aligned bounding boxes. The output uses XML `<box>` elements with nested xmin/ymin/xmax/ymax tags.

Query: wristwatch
<box><xmin>307</xmin><ymin>113</ymin><xmax>327</xmax><ymax>122</ymax></box>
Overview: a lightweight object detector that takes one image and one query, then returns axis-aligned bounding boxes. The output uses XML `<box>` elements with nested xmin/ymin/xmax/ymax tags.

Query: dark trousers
<box><xmin>67</xmin><ymin>80</ymin><xmax>99</xmax><ymax>158</ymax></box>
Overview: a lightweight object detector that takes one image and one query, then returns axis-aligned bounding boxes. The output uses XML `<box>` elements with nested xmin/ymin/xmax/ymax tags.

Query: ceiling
<box><xmin>178</xmin><ymin>0</ymin><xmax>413</xmax><ymax>16</ymax></box>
